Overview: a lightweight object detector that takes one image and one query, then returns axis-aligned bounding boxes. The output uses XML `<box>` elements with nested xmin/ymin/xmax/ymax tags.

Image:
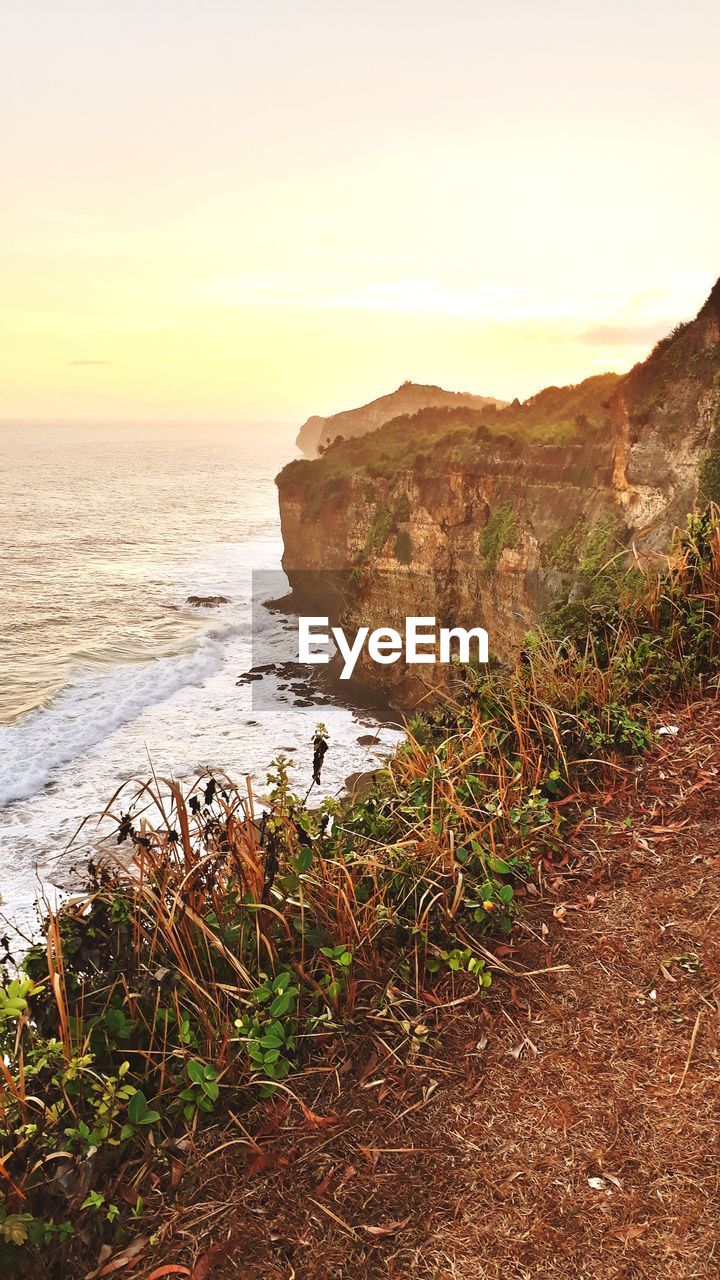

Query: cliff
<box><xmin>610</xmin><ymin>278</ymin><xmax>720</xmax><ymax>543</ymax></box>
<box><xmin>277</xmin><ymin>281</ymin><xmax>720</xmax><ymax>707</ymax></box>
<box><xmin>295</xmin><ymin>381</ymin><xmax>505</xmax><ymax>457</ymax></box>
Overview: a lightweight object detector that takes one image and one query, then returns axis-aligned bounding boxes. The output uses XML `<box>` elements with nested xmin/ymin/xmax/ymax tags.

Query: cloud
<box><xmin>191</xmin><ymin>271</ymin><xmax>588</xmax><ymax>322</ymax></box>
<box><xmin>578</xmin><ymin>321</ymin><xmax>672</xmax><ymax>346</ymax></box>
<box><xmin>67</xmin><ymin>359</ymin><xmax>115</xmax><ymax>366</ymax></box>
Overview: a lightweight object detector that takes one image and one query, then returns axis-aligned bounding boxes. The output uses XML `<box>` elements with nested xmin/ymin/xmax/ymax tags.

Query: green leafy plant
<box><xmin>178</xmin><ymin>1060</ymin><xmax>220</xmax><ymax>1124</ymax></box>
<box><xmin>234</xmin><ymin>972</ymin><xmax>299</xmax><ymax>1093</ymax></box>
<box><xmin>427</xmin><ymin>947</ymin><xmax>492</xmax><ymax>987</ymax></box>
<box><xmin>0</xmin><ymin>978</ymin><xmax>44</xmax><ymax>1028</ymax></box>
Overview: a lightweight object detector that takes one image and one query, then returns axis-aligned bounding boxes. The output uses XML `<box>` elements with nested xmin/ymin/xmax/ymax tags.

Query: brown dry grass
<box><xmin>98</xmin><ymin>697</ymin><xmax>720</xmax><ymax>1280</ymax></box>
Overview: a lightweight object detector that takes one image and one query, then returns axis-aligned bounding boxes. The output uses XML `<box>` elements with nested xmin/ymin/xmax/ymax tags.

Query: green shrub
<box><xmin>698</xmin><ymin>408</ymin><xmax>720</xmax><ymax>503</ymax></box>
<box><xmin>478</xmin><ymin>501</ymin><xmax>517</xmax><ymax>568</ymax></box>
<box><xmin>548</xmin><ymin>523</ymin><xmax>580</xmax><ymax>571</ymax></box>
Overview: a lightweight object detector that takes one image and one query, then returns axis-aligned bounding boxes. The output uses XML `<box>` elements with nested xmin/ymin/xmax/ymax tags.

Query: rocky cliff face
<box><xmin>279</xmin><ymin>432</ymin><xmax>620</xmax><ymax>704</ymax></box>
<box><xmin>295</xmin><ymin>381</ymin><xmax>505</xmax><ymax>457</ymax></box>
<box><xmin>609</xmin><ymin>279</ymin><xmax>720</xmax><ymax>545</ymax></box>
<box><xmin>278</xmin><ymin>282</ymin><xmax>720</xmax><ymax>708</ymax></box>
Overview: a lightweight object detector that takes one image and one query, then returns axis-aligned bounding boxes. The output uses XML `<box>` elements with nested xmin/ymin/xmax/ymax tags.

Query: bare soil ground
<box><xmin>103</xmin><ymin>697</ymin><xmax>720</xmax><ymax>1280</ymax></box>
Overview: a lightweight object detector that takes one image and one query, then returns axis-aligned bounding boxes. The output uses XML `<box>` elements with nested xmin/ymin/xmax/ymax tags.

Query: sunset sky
<box><xmin>2</xmin><ymin>0</ymin><xmax>719</xmax><ymax>423</ymax></box>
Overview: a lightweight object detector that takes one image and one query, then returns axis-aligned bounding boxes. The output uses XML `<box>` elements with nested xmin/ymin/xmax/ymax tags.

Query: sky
<box><xmin>2</xmin><ymin>0</ymin><xmax>719</xmax><ymax>423</ymax></box>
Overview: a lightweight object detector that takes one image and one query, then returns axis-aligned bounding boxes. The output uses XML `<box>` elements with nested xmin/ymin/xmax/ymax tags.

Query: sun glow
<box><xmin>2</xmin><ymin>0</ymin><xmax>718</xmax><ymax>422</ymax></box>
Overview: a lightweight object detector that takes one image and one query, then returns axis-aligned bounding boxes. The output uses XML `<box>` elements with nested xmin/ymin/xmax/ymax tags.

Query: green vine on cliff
<box><xmin>698</xmin><ymin>403</ymin><xmax>720</xmax><ymax>505</ymax></box>
<box><xmin>477</xmin><ymin>501</ymin><xmax>517</xmax><ymax>569</ymax></box>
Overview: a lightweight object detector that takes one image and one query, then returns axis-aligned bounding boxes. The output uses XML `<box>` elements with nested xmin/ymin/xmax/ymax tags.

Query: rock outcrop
<box><xmin>277</xmin><ymin>281</ymin><xmax>720</xmax><ymax>707</ymax></box>
<box><xmin>609</xmin><ymin>278</ymin><xmax>720</xmax><ymax>545</ymax></box>
<box><xmin>295</xmin><ymin>381</ymin><xmax>505</xmax><ymax>457</ymax></box>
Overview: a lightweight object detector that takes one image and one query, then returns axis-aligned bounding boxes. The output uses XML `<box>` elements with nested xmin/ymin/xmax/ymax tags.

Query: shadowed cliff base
<box><xmin>247</xmin><ymin>576</ymin><xmax>403</xmax><ymax>718</ymax></box>
<box><xmin>262</xmin><ymin>565</ymin><xmax>629</xmax><ymax>709</ymax></box>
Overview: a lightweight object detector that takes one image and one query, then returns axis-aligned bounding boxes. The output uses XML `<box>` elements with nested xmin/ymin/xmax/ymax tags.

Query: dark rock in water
<box><xmin>293</xmin><ymin>691</ymin><xmax>333</xmax><ymax>706</ymax></box>
<box><xmin>186</xmin><ymin>594</ymin><xmax>230</xmax><ymax>607</ymax></box>
<box><xmin>236</xmin><ymin>661</ymin><xmax>281</xmax><ymax>685</ymax></box>
<box><xmin>276</xmin><ymin>661</ymin><xmax>308</xmax><ymax>677</ymax></box>
<box><xmin>357</xmin><ymin>733</ymin><xmax>380</xmax><ymax>746</ymax></box>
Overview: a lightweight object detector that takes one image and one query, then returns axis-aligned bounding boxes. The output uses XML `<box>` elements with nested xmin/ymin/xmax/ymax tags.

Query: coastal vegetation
<box><xmin>280</xmin><ymin>373</ymin><xmax>619</xmax><ymax>509</ymax></box>
<box><xmin>3</xmin><ymin>508</ymin><xmax>720</xmax><ymax>1276</ymax></box>
<box><xmin>698</xmin><ymin>399</ymin><xmax>720</xmax><ymax>505</ymax></box>
<box><xmin>477</xmin><ymin>500</ymin><xmax>517</xmax><ymax>569</ymax></box>
<box><xmin>295</xmin><ymin>382</ymin><xmax>505</xmax><ymax>458</ymax></box>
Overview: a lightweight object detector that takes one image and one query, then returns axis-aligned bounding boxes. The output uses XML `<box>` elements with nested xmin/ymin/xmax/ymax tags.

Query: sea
<box><xmin>0</xmin><ymin>420</ymin><xmax>402</xmax><ymax>938</ymax></box>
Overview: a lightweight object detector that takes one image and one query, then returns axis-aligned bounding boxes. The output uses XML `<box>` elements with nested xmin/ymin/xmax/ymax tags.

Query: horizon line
<box><xmin>0</xmin><ymin>416</ymin><xmax>298</xmax><ymax>427</ymax></box>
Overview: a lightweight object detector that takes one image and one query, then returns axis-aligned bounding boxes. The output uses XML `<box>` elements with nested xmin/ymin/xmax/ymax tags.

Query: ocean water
<box><xmin>0</xmin><ymin>421</ymin><xmax>401</xmax><ymax>934</ymax></box>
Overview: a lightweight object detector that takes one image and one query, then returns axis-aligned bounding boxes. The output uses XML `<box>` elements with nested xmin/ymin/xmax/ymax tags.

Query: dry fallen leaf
<box><xmin>357</xmin><ymin>1144</ymin><xmax>380</xmax><ymax>1169</ymax></box>
<box><xmin>192</xmin><ymin>1241</ymin><xmax>234</xmax><ymax>1279</ymax></box>
<box><xmin>614</xmin><ymin>1222</ymin><xmax>649</xmax><ymax>1243</ymax></box>
<box><xmin>358</xmin><ymin>1051</ymin><xmax>379</xmax><ymax>1084</ymax></box>
<box><xmin>362</xmin><ymin>1214</ymin><xmax>412</xmax><ymax>1237</ymax></box>
<box><xmin>313</xmin><ymin>1167</ymin><xmax>335</xmax><ymax>1199</ymax></box>
<box><xmin>85</xmin><ymin>1235</ymin><xmax>149</xmax><ymax>1278</ymax></box>
<box><xmin>299</xmin><ymin>1101</ymin><xmax>340</xmax><ymax>1128</ymax></box>
<box><xmin>587</xmin><ymin>1175</ymin><xmax>614</xmax><ymax>1196</ymax></box>
<box><xmin>144</xmin><ymin>1268</ymin><xmax>192</xmax><ymax>1280</ymax></box>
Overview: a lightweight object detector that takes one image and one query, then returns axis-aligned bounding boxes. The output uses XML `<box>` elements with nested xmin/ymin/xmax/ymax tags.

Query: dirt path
<box><xmin>142</xmin><ymin>698</ymin><xmax>720</xmax><ymax>1280</ymax></box>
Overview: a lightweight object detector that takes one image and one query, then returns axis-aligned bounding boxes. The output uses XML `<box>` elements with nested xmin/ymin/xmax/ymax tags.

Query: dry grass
<box><xmin>128</xmin><ymin>696</ymin><xmax>720</xmax><ymax>1280</ymax></box>
<box><xmin>7</xmin><ymin>511</ymin><xmax>720</xmax><ymax>1277</ymax></box>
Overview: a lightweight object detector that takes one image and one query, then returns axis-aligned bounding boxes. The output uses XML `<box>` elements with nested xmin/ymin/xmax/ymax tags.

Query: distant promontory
<box><xmin>295</xmin><ymin>381</ymin><xmax>506</xmax><ymax>457</ymax></box>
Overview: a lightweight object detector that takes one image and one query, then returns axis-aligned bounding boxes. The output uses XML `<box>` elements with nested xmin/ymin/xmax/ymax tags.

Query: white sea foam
<box><xmin>0</xmin><ymin>631</ymin><xmax>241</xmax><ymax>809</ymax></box>
<box><xmin>0</xmin><ymin>423</ymin><xmax>402</xmax><ymax>935</ymax></box>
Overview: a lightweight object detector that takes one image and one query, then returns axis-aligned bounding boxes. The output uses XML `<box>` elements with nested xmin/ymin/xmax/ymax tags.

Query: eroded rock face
<box><xmin>278</xmin><ymin>281</ymin><xmax>720</xmax><ymax>708</ymax></box>
<box><xmin>279</xmin><ymin>438</ymin><xmax>620</xmax><ymax>704</ymax></box>
<box><xmin>295</xmin><ymin>415</ymin><xmax>327</xmax><ymax>458</ymax></box>
<box><xmin>609</xmin><ymin>280</ymin><xmax>720</xmax><ymax>546</ymax></box>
